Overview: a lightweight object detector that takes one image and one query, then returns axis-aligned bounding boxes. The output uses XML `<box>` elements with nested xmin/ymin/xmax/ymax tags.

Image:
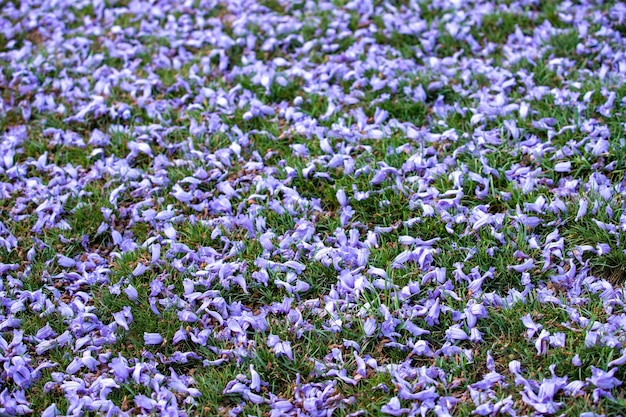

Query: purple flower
<box><xmin>522</xmin><ymin>315</ymin><xmax>542</xmax><ymax>339</ymax></box>
<box><xmin>445</xmin><ymin>325</ymin><xmax>469</xmax><ymax>341</ymax></box>
<box><xmin>549</xmin><ymin>332</ymin><xmax>566</xmax><ymax>348</ymax></box>
<box><xmin>57</xmin><ymin>255</ymin><xmax>76</xmax><ymax>268</ymax></box>
<box><xmin>112</xmin><ymin>307</ymin><xmax>132</xmax><ymax>331</ymax></box>
<box><xmin>10</xmin><ymin>359</ymin><xmax>32</xmax><ymax>388</ymax></box>
<box><xmin>110</xmin><ymin>356</ymin><xmax>130</xmax><ymax>381</ymax></box>
<box><xmin>132</xmin><ymin>263</ymin><xmax>148</xmax><ymax>277</ymax></box>
<box><xmin>172</xmin><ymin>327</ymin><xmax>187</xmax><ymax>344</ymax></box>
<box><xmin>250</xmin><ymin>365</ymin><xmax>261</xmax><ymax>391</ymax></box>
<box><xmin>144</xmin><ymin>332</ymin><xmax>164</xmax><ymax>345</ymax></box>
<box><xmin>124</xmin><ymin>285</ymin><xmax>138</xmax><ymax>301</ymax></box>
<box><xmin>554</xmin><ymin>162</ymin><xmax>571</xmax><ymax>173</ymax></box>
<box><xmin>336</xmin><ymin>189</ymin><xmax>347</xmax><ymax>207</ymax></box>
<box><xmin>135</xmin><ymin>394</ymin><xmax>156</xmax><ymax>410</ymax></box>
<box><xmin>590</xmin><ymin>138</ymin><xmax>609</xmax><ymax>156</ymax></box>
<box><xmin>381</xmin><ymin>397</ymin><xmax>410</xmax><ymax>416</ymax></box>
<box><xmin>575</xmin><ymin>199</ymin><xmax>588</xmax><ymax>221</ymax></box>
<box><xmin>535</xmin><ymin>330</ymin><xmax>550</xmax><ymax>355</ymax></box>
<box><xmin>508</xmin><ymin>259</ymin><xmax>534</xmax><ymax>273</ymax></box>
<box><xmin>267</xmin><ymin>334</ymin><xmax>294</xmax><ymax>360</ymax></box>
<box><xmin>403</xmin><ymin>321</ymin><xmax>430</xmax><ymax>337</ymax></box>
<box><xmin>519</xmin><ymin>365</ymin><xmax>567</xmax><ymax>414</ymax></box>
<box><xmin>41</xmin><ymin>404</ymin><xmax>61</xmax><ymax>417</ymax></box>
<box><xmin>178</xmin><ymin>310</ymin><xmax>198</xmax><ymax>323</ymax></box>
<box><xmin>363</xmin><ymin>317</ymin><xmax>377</xmax><ymax>336</ymax></box>
<box><xmin>587</xmin><ymin>367</ymin><xmax>622</xmax><ymax>390</ymax></box>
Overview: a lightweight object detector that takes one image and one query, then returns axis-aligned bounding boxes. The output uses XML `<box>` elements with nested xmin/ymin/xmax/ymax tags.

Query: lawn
<box><xmin>1</xmin><ymin>0</ymin><xmax>626</xmax><ymax>415</ymax></box>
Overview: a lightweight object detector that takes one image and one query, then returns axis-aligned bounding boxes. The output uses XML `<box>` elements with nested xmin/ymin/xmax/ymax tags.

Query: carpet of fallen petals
<box><xmin>2</xmin><ymin>0</ymin><xmax>626</xmax><ymax>416</ymax></box>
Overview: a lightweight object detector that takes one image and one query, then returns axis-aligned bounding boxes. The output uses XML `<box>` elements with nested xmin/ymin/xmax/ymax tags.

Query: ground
<box><xmin>1</xmin><ymin>0</ymin><xmax>626</xmax><ymax>416</ymax></box>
